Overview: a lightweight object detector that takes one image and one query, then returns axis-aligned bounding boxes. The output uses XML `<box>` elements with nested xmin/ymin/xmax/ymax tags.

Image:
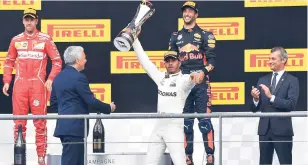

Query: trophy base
<box><xmin>114</xmin><ymin>31</ymin><xmax>135</xmax><ymax>52</ymax></box>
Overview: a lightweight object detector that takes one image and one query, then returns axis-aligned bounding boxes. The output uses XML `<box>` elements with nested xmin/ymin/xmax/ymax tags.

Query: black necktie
<box><xmin>270</xmin><ymin>72</ymin><xmax>278</xmax><ymax>93</ymax></box>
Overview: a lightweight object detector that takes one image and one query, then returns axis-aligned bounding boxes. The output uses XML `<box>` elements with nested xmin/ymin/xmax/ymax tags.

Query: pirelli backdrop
<box><xmin>0</xmin><ymin>0</ymin><xmax>307</xmax><ymax>114</ymax></box>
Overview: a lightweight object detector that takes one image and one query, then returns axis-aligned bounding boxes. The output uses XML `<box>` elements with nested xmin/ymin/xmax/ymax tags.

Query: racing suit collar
<box><xmin>182</xmin><ymin>24</ymin><xmax>199</xmax><ymax>33</ymax></box>
<box><xmin>24</xmin><ymin>29</ymin><xmax>39</xmax><ymax>39</ymax></box>
<box><xmin>165</xmin><ymin>71</ymin><xmax>181</xmax><ymax>78</ymax></box>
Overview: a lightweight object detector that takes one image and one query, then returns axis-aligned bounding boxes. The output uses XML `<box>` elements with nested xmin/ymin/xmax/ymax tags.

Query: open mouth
<box><xmin>184</xmin><ymin>16</ymin><xmax>191</xmax><ymax>20</ymax></box>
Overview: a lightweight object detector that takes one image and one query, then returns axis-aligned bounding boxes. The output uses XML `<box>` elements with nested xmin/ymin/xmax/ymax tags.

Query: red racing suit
<box><xmin>3</xmin><ymin>29</ymin><xmax>62</xmax><ymax>157</ymax></box>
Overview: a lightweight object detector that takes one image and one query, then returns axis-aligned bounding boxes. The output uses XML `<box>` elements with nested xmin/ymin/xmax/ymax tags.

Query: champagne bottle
<box><xmin>14</xmin><ymin>124</ymin><xmax>26</xmax><ymax>165</ymax></box>
<box><xmin>93</xmin><ymin>112</ymin><xmax>105</xmax><ymax>153</ymax></box>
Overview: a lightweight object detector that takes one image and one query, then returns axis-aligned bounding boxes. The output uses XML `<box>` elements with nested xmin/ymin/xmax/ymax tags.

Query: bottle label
<box><xmin>93</xmin><ymin>139</ymin><xmax>98</xmax><ymax>149</ymax></box>
<box><xmin>98</xmin><ymin>139</ymin><xmax>101</xmax><ymax>149</ymax></box>
<box><xmin>14</xmin><ymin>154</ymin><xmax>22</xmax><ymax>164</ymax></box>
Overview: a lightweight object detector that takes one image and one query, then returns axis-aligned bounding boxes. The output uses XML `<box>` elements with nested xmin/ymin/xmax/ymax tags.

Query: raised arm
<box><xmin>132</xmin><ymin>39</ymin><xmax>163</xmax><ymax>85</ymax></box>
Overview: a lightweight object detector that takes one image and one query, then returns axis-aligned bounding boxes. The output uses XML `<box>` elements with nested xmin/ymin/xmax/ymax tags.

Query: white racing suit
<box><xmin>132</xmin><ymin>39</ymin><xmax>196</xmax><ymax>165</ymax></box>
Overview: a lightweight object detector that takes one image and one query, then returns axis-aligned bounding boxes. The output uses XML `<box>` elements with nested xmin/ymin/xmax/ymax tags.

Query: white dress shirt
<box><xmin>253</xmin><ymin>70</ymin><xmax>285</xmax><ymax>106</ymax></box>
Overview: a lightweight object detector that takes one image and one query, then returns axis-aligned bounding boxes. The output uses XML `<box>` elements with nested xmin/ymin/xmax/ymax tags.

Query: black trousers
<box><xmin>60</xmin><ymin>136</ymin><xmax>84</xmax><ymax>165</ymax></box>
<box><xmin>259</xmin><ymin>124</ymin><xmax>293</xmax><ymax>165</ymax></box>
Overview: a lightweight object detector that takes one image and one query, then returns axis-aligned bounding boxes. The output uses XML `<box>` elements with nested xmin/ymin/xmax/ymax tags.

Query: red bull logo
<box><xmin>179</xmin><ymin>44</ymin><xmax>202</xmax><ymax>61</ymax></box>
<box><xmin>179</xmin><ymin>43</ymin><xmax>199</xmax><ymax>53</ymax></box>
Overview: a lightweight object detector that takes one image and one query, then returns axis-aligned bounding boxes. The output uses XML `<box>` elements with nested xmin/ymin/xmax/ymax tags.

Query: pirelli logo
<box><xmin>0</xmin><ymin>52</ymin><xmax>16</xmax><ymax>74</ymax></box>
<box><xmin>41</xmin><ymin>19</ymin><xmax>111</xmax><ymax>42</ymax></box>
<box><xmin>110</xmin><ymin>51</ymin><xmax>166</xmax><ymax>74</ymax></box>
<box><xmin>244</xmin><ymin>0</ymin><xmax>307</xmax><ymax>7</ymax></box>
<box><xmin>90</xmin><ymin>84</ymin><xmax>111</xmax><ymax>104</ymax></box>
<box><xmin>178</xmin><ymin>17</ymin><xmax>245</xmax><ymax>40</ymax></box>
<box><xmin>0</xmin><ymin>0</ymin><xmax>41</xmax><ymax>10</ymax></box>
<box><xmin>210</xmin><ymin>82</ymin><xmax>245</xmax><ymax>105</ymax></box>
<box><xmin>244</xmin><ymin>48</ymin><xmax>307</xmax><ymax>72</ymax></box>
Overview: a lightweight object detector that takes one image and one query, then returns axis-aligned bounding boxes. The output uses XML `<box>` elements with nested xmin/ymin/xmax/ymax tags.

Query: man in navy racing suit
<box><xmin>168</xmin><ymin>1</ymin><xmax>216</xmax><ymax>165</ymax></box>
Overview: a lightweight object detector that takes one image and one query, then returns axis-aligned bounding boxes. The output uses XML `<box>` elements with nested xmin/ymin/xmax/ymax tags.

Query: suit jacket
<box><xmin>250</xmin><ymin>71</ymin><xmax>299</xmax><ymax>136</ymax></box>
<box><xmin>51</xmin><ymin>66</ymin><xmax>111</xmax><ymax>138</ymax></box>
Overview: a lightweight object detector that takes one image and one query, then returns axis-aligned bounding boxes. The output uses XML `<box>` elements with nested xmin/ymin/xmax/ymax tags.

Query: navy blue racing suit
<box><xmin>168</xmin><ymin>24</ymin><xmax>216</xmax><ymax>161</ymax></box>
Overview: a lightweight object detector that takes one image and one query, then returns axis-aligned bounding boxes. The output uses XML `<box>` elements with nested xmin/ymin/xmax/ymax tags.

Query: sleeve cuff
<box><xmin>47</xmin><ymin>75</ymin><xmax>55</xmax><ymax>81</ymax></box>
<box><xmin>109</xmin><ymin>103</ymin><xmax>113</xmax><ymax>113</ymax></box>
<box><xmin>3</xmin><ymin>80</ymin><xmax>11</xmax><ymax>84</ymax></box>
<box><xmin>253</xmin><ymin>99</ymin><xmax>259</xmax><ymax>106</ymax></box>
<box><xmin>270</xmin><ymin>95</ymin><xmax>275</xmax><ymax>102</ymax></box>
<box><xmin>202</xmin><ymin>68</ymin><xmax>209</xmax><ymax>75</ymax></box>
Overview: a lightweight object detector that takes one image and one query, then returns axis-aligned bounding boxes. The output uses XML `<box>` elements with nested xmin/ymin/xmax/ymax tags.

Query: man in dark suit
<box><xmin>50</xmin><ymin>46</ymin><xmax>116</xmax><ymax>165</ymax></box>
<box><xmin>251</xmin><ymin>47</ymin><xmax>299</xmax><ymax>165</ymax></box>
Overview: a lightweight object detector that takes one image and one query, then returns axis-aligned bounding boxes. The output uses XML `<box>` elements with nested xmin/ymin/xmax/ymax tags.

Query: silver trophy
<box><xmin>113</xmin><ymin>0</ymin><xmax>155</xmax><ymax>52</ymax></box>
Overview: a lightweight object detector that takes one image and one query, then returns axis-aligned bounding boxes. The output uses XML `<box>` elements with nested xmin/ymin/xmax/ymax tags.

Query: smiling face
<box><xmin>268</xmin><ymin>49</ymin><xmax>287</xmax><ymax>72</ymax></box>
<box><xmin>182</xmin><ymin>7</ymin><xmax>198</xmax><ymax>25</ymax></box>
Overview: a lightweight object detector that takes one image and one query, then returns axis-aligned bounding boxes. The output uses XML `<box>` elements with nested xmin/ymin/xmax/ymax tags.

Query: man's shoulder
<box><xmin>180</xmin><ymin>73</ymin><xmax>190</xmax><ymax>79</ymax></box>
<box><xmin>198</xmin><ymin>29</ymin><xmax>215</xmax><ymax>39</ymax></box>
<box><xmin>12</xmin><ymin>32</ymin><xmax>24</xmax><ymax>41</ymax></box>
<box><xmin>37</xmin><ymin>32</ymin><xmax>52</xmax><ymax>40</ymax></box>
<box><xmin>285</xmin><ymin>72</ymin><xmax>298</xmax><ymax>82</ymax></box>
<box><xmin>195</xmin><ymin>25</ymin><xmax>210</xmax><ymax>34</ymax></box>
<box><xmin>170</xmin><ymin>31</ymin><xmax>180</xmax><ymax>38</ymax></box>
<box><xmin>56</xmin><ymin>67</ymin><xmax>81</xmax><ymax>80</ymax></box>
<box><xmin>257</xmin><ymin>73</ymin><xmax>271</xmax><ymax>82</ymax></box>
<box><xmin>260</xmin><ymin>73</ymin><xmax>270</xmax><ymax>79</ymax></box>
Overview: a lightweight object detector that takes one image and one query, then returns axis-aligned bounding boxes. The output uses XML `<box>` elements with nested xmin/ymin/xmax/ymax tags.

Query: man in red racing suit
<box><xmin>2</xmin><ymin>8</ymin><xmax>62</xmax><ymax>165</ymax></box>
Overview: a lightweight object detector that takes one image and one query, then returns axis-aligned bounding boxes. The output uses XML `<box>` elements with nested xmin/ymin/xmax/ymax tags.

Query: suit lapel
<box><xmin>273</xmin><ymin>72</ymin><xmax>287</xmax><ymax>95</ymax></box>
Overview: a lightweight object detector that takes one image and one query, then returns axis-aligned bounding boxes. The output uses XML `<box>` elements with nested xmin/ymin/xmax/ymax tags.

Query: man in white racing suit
<box><xmin>132</xmin><ymin>36</ymin><xmax>204</xmax><ymax>165</ymax></box>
